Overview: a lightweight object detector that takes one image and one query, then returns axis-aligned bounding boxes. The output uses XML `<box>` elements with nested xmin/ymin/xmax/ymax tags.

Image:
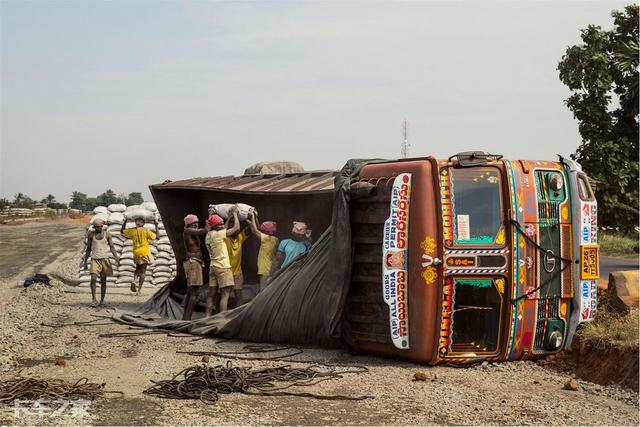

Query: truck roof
<box><xmin>150</xmin><ymin>170</ymin><xmax>337</xmax><ymax>194</ymax></box>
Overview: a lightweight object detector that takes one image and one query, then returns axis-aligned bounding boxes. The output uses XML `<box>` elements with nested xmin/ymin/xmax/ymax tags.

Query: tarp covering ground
<box><xmin>112</xmin><ymin>159</ymin><xmax>382</xmax><ymax>346</ymax></box>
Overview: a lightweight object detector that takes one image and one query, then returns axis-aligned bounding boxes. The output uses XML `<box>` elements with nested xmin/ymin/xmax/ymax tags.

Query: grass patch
<box><xmin>578</xmin><ymin>309</ymin><xmax>639</xmax><ymax>349</ymax></box>
<box><xmin>599</xmin><ymin>233</ymin><xmax>638</xmax><ymax>257</ymax></box>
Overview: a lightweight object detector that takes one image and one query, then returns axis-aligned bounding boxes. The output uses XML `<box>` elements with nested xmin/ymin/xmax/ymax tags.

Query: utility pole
<box><xmin>401</xmin><ymin>119</ymin><xmax>410</xmax><ymax>158</ymax></box>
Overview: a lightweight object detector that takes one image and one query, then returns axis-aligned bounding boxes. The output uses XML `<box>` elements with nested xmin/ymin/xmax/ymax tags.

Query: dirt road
<box><xmin>0</xmin><ymin>222</ymin><xmax>638</xmax><ymax>426</ymax></box>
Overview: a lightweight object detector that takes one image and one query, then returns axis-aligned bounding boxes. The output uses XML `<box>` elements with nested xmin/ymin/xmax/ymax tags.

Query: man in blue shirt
<box><xmin>276</xmin><ymin>221</ymin><xmax>312</xmax><ymax>270</ymax></box>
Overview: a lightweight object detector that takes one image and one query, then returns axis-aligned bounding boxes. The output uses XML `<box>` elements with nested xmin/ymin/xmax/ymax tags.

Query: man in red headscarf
<box><xmin>204</xmin><ymin>208</ymin><xmax>240</xmax><ymax>315</ymax></box>
<box><xmin>181</xmin><ymin>214</ymin><xmax>209</xmax><ymax>320</ymax></box>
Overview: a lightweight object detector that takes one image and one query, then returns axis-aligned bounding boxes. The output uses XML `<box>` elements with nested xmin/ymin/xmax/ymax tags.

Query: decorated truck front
<box><xmin>342</xmin><ymin>153</ymin><xmax>599</xmax><ymax>364</ymax></box>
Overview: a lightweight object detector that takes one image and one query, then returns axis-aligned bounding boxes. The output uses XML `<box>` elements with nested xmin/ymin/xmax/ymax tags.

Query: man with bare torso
<box><xmin>82</xmin><ymin>218</ymin><xmax>119</xmax><ymax>307</ymax></box>
<box><xmin>181</xmin><ymin>214</ymin><xmax>209</xmax><ymax>320</ymax></box>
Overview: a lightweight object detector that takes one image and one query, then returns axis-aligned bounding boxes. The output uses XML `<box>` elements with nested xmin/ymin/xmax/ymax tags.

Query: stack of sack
<box><xmin>78</xmin><ymin>202</ymin><xmax>177</xmax><ymax>289</ymax></box>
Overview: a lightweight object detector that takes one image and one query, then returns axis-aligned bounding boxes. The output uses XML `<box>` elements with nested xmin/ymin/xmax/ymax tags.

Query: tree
<box><xmin>13</xmin><ymin>193</ymin><xmax>34</xmax><ymax>208</ymax></box>
<box><xmin>70</xmin><ymin>191</ymin><xmax>88</xmax><ymax>211</ymax></box>
<box><xmin>125</xmin><ymin>192</ymin><xmax>144</xmax><ymax>206</ymax></box>
<box><xmin>96</xmin><ymin>189</ymin><xmax>123</xmax><ymax>207</ymax></box>
<box><xmin>0</xmin><ymin>198</ymin><xmax>10</xmax><ymax>210</ymax></box>
<box><xmin>48</xmin><ymin>202</ymin><xmax>68</xmax><ymax>210</ymax></box>
<box><xmin>558</xmin><ymin>4</ymin><xmax>639</xmax><ymax>233</ymax></box>
<box><xmin>42</xmin><ymin>194</ymin><xmax>56</xmax><ymax>205</ymax></box>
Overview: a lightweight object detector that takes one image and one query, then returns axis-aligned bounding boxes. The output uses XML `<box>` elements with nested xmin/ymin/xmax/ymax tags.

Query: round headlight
<box><xmin>549</xmin><ymin>173</ymin><xmax>564</xmax><ymax>191</ymax></box>
<box><xmin>548</xmin><ymin>330</ymin><xmax>563</xmax><ymax>349</ymax></box>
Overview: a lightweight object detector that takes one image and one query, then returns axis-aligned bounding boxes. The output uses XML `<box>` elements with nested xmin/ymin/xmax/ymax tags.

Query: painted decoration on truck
<box><xmin>579</xmin><ymin>202</ymin><xmax>598</xmax><ymax>322</ymax></box>
<box><xmin>382</xmin><ymin>173</ymin><xmax>412</xmax><ymax>349</ymax></box>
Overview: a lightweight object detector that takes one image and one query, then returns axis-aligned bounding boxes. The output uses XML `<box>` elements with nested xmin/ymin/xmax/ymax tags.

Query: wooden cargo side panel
<box><xmin>344</xmin><ymin>185</ymin><xmax>393</xmax><ymax>346</ymax></box>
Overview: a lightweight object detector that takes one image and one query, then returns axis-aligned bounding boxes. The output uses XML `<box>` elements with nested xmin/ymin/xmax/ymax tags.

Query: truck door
<box><xmin>438</xmin><ymin>165</ymin><xmax>508</xmax><ymax>359</ymax></box>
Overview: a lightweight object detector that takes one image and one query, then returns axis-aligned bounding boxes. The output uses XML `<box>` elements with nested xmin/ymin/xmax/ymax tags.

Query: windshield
<box><xmin>450</xmin><ymin>167</ymin><xmax>504</xmax><ymax>246</ymax></box>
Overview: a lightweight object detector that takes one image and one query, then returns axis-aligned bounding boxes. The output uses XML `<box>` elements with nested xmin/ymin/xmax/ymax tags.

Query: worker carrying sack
<box><xmin>208</xmin><ymin>203</ymin><xmax>254</xmax><ymax>221</ymax></box>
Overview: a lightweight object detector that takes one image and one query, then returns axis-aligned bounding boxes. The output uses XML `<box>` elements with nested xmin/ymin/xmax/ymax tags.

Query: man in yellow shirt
<box><xmin>121</xmin><ymin>215</ymin><xmax>158</xmax><ymax>295</ymax></box>
<box><xmin>247</xmin><ymin>210</ymin><xmax>278</xmax><ymax>291</ymax></box>
<box><xmin>224</xmin><ymin>214</ymin><xmax>248</xmax><ymax>306</ymax></box>
<box><xmin>205</xmin><ymin>209</ymin><xmax>240</xmax><ymax>315</ymax></box>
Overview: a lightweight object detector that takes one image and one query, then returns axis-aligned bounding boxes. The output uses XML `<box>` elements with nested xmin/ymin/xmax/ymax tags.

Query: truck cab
<box><xmin>343</xmin><ymin>153</ymin><xmax>599</xmax><ymax>364</ymax></box>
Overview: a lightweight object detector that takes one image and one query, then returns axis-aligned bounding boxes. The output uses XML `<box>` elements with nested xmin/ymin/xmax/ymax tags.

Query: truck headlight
<box><xmin>549</xmin><ymin>173</ymin><xmax>564</xmax><ymax>191</ymax></box>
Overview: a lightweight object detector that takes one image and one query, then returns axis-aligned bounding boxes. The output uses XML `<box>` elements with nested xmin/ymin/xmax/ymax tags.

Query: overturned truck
<box><xmin>138</xmin><ymin>154</ymin><xmax>599</xmax><ymax>365</ymax></box>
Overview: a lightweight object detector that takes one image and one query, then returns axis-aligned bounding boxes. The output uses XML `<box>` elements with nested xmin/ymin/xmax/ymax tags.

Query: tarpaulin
<box><xmin>112</xmin><ymin>159</ymin><xmax>387</xmax><ymax>346</ymax></box>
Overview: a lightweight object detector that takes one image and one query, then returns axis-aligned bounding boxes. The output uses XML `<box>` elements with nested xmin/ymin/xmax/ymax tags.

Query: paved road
<box><xmin>601</xmin><ymin>255</ymin><xmax>639</xmax><ymax>280</ymax></box>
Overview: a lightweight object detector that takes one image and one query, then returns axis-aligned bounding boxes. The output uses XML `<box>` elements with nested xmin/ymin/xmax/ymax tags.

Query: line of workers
<box><xmin>181</xmin><ymin>206</ymin><xmax>313</xmax><ymax>320</ymax></box>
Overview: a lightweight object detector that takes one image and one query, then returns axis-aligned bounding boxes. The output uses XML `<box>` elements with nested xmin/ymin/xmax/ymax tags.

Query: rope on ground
<box><xmin>177</xmin><ymin>346</ymin><xmax>305</xmax><ymax>361</ymax></box>
<box><xmin>143</xmin><ymin>361</ymin><xmax>372</xmax><ymax>404</ymax></box>
<box><xmin>0</xmin><ymin>376</ymin><xmax>123</xmax><ymax>402</ymax></box>
<box><xmin>41</xmin><ymin>318</ymin><xmax>114</xmax><ymax>328</ymax></box>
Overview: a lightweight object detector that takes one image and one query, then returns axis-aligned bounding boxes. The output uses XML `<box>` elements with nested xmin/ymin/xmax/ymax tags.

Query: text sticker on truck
<box><xmin>382</xmin><ymin>173</ymin><xmax>412</xmax><ymax>349</ymax></box>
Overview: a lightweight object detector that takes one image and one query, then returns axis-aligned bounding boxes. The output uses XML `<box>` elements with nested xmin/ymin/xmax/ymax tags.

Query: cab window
<box><xmin>450</xmin><ymin>167</ymin><xmax>504</xmax><ymax>247</ymax></box>
<box><xmin>577</xmin><ymin>173</ymin><xmax>595</xmax><ymax>201</ymax></box>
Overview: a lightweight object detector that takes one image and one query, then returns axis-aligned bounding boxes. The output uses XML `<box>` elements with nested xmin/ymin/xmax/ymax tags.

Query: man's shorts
<box><xmin>233</xmin><ymin>271</ymin><xmax>244</xmax><ymax>290</ymax></box>
<box><xmin>90</xmin><ymin>258</ymin><xmax>113</xmax><ymax>276</ymax></box>
<box><xmin>183</xmin><ymin>258</ymin><xmax>204</xmax><ymax>287</ymax></box>
<box><xmin>209</xmin><ymin>267</ymin><xmax>234</xmax><ymax>290</ymax></box>
<box><xmin>134</xmin><ymin>253</ymin><xmax>155</xmax><ymax>266</ymax></box>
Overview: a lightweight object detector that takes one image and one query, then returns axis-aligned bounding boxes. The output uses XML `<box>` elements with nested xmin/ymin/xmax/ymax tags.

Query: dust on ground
<box><xmin>0</xmin><ymin>222</ymin><xmax>638</xmax><ymax>426</ymax></box>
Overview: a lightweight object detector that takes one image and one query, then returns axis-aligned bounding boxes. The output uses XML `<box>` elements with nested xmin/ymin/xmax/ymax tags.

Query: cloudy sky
<box><xmin>0</xmin><ymin>0</ymin><xmax>628</xmax><ymax>203</ymax></box>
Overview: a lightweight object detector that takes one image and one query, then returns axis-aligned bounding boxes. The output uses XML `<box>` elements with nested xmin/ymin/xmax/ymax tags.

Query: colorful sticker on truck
<box><xmin>579</xmin><ymin>203</ymin><xmax>598</xmax><ymax>322</ymax></box>
<box><xmin>382</xmin><ymin>173</ymin><xmax>412</xmax><ymax>349</ymax></box>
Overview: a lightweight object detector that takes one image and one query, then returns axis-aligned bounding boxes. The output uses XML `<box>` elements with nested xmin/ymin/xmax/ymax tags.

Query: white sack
<box><xmin>107</xmin><ymin>204</ymin><xmax>126</xmax><ymax>213</ymax></box>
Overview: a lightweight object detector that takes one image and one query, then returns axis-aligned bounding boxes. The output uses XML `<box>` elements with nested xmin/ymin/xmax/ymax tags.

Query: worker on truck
<box><xmin>276</xmin><ymin>222</ymin><xmax>312</xmax><ymax>270</ymax></box>
<box><xmin>83</xmin><ymin>218</ymin><xmax>119</xmax><ymax>307</ymax></box>
<box><xmin>247</xmin><ymin>209</ymin><xmax>278</xmax><ymax>290</ymax></box>
<box><xmin>181</xmin><ymin>214</ymin><xmax>209</xmax><ymax>320</ymax></box>
<box><xmin>205</xmin><ymin>209</ymin><xmax>241</xmax><ymax>315</ymax></box>
<box><xmin>121</xmin><ymin>215</ymin><xmax>158</xmax><ymax>295</ymax></box>
<box><xmin>224</xmin><ymin>213</ymin><xmax>249</xmax><ymax>306</ymax></box>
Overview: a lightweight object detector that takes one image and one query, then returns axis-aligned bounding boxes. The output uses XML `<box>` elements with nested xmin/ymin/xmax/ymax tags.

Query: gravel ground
<box><xmin>0</xmin><ymin>222</ymin><xmax>638</xmax><ymax>426</ymax></box>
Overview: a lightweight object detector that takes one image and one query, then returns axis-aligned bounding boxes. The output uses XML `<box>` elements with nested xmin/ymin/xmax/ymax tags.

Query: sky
<box><xmin>0</xmin><ymin>0</ymin><xmax>629</xmax><ymax>203</ymax></box>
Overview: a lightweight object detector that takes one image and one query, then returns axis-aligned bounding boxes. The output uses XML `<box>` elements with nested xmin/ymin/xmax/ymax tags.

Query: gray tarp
<box><xmin>112</xmin><ymin>159</ymin><xmax>384</xmax><ymax>347</ymax></box>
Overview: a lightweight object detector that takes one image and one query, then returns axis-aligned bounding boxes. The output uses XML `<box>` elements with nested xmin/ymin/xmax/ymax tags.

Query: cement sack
<box><xmin>108</xmin><ymin>212</ymin><xmax>125</xmax><ymax>224</ymax></box>
<box><xmin>157</xmin><ymin>252</ymin><xmax>173</xmax><ymax>261</ymax></box>
<box><xmin>158</xmin><ymin>244</ymin><xmax>172</xmax><ymax>253</ymax></box>
<box><xmin>143</xmin><ymin>223</ymin><xmax>157</xmax><ymax>233</ymax></box>
<box><xmin>125</xmin><ymin>208</ymin><xmax>154</xmax><ymax>222</ymax></box>
<box><xmin>208</xmin><ymin>203</ymin><xmax>254</xmax><ymax>221</ymax></box>
<box><xmin>107</xmin><ymin>224</ymin><xmax>121</xmax><ymax>232</ymax></box>
<box><xmin>154</xmin><ymin>259</ymin><xmax>171</xmax><ymax>267</ymax></box>
<box><xmin>140</xmin><ymin>202</ymin><xmax>158</xmax><ymax>212</ymax></box>
<box><xmin>108</xmin><ymin>204</ymin><xmax>126</xmax><ymax>213</ymax></box>
<box><xmin>158</xmin><ymin>237</ymin><xmax>171</xmax><ymax>246</ymax></box>
<box><xmin>93</xmin><ymin>206</ymin><xmax>108</xmax><ymax>215</ymax></box>
<box><xmin>153</xmin><ymin>266</ymin><xmax>173</xmax><ymax>274</ymax></box>
<box><xmin>150</xmin><ymin>246</ymin><xmax>159</xmax><ymax>255</ymax></box>
<box><xmin>244</xmin><ymin>161</ymin><xmax>304</xmax><ymax>175</ymax></box>
<box><xmin>119</xmin><ymin>266</ymin><xmax>136</xmax><ymax>273</ymax></box>
<box><xmin>153</xmin><ymin>272</ymin><xmax>173</xmax><ymax>277</ymax></box>
<box><xmin>90</xmin><ymin>213</ymin><xmax>109</xmax><ymax>224</ymax></box>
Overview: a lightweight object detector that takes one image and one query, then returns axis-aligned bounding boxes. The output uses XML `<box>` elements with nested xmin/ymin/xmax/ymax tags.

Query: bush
<box><xmin>578</xmin><ymin>309</ymin><xmax>639</xmax><ymax>349</ymax></box>
<box><xmin>599</xmin><ymin>233</ymin><xmax>638</xmax><ymax>257</ymax></box>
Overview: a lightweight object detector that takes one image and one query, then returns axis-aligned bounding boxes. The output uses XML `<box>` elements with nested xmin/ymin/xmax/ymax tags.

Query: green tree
<box><xmin>13</xmin><ymin>193</ymin><xmax>34</xmax><ymax>208</ymax></box>
<box><xmin>48</xmin><ymin>202</ymin><xmax>68</xmax><ymax>210</ymax></box>
<box><xmin>42</xmin><ymin>194</ymin><xmax>56</xmax><ymax>205</ymax></box>
<box><xmin>558</xmin><ymin>4</ymin><xmax>639</xmax><ymax>233</ymax></box>
<box><xmin>69</xmin><ymin>191</ymin><xmax>88</xmax><ymax>210</ymax></box>
<box><xmin>96</xmin><ymin>189</ymin><xmax>123</xmax><ymax>207</ymax></box>
<box><xmin>85</xmin><ymin>197</ymin><xmax>100</xmax><ymax>211</ymax></box>
<box><xmin>125</xmin><ymin>192</ymin><xmax>144</xmax><ymax>206</ymax></box>
<box><xmin>0</xmin><ymin>198</ymin><xmax>10</xmax><ymax>210</ymax></box>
